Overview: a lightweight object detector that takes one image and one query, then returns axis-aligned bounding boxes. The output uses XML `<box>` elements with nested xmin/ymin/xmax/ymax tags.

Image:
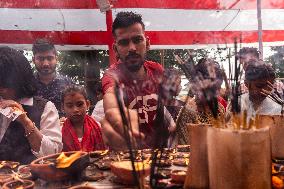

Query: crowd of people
<box><xmin>0</xmin><ymin>11</ymin><xmax>283</xmax><ymax>164</ymax></box>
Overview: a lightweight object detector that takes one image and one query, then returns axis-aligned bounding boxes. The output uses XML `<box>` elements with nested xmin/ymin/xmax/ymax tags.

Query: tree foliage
<box><xmin>57</xmin><ymin>48</ymin><xmax>231</xmax><ymax>85</ymax></box>
<box><xmin>57</xmin><ymin>50</ymin><xmax>109</xmax><ymax>84</ymax></box>
<box><xmin>265</xmin><ymin>46</ymin><xmax>284</xmax><ymax>78</ymax></box>
<box><xmin>147</xmin><ymin>48</ymin><xmax>229</xmax><ymax>69</ymax></box>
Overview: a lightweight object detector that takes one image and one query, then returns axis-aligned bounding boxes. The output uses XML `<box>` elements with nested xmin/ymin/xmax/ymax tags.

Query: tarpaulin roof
<box><xmin>0</xmin><ymin>0</ymin><xmax>284</xmax><ymax>51</ymax></box>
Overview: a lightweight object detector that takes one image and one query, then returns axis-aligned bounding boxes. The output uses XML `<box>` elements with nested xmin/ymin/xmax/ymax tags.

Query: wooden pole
<box><xmin>257</xmin><ymin>0</ymin><xmax>263</xmax><ymax>59</ymax></box>
<box><xmin>106</xmin><ymin>10</ymin><xmax>116</xmax><ymax>65</ymax></box>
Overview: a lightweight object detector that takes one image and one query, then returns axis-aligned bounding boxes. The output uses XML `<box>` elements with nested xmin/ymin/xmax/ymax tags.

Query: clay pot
<box><xmin>69</xmin><ymin>185</ymin><xmax>97</xmax><ymax>189</ymax></box>
<box><xmin>30</xmin><ymin>151</ymin><xmax>89</xmax><ymax>181</ymax></box>
<box><xmin>176</xmin><ymin>145</ymin><xmax>191</xmax><ymax>152</ymax></box>
<box><xmin>171</xmin><ymin>170</ymin><xmax>187</xmax><ymax>183</ymax></box>
<box><xmin>0</xmin><ymin>161</ymin><xmax>20</xmax><ymax>170</ymax></box>
<box><xmin>2</xmin><ymin>179</ymin><xmax>34</xmax><ymax>189</ymax></box>
<box><xmin>0</xmin><ymin>174</ymin><xmax>13</xmax><ymax>185</ymax></box>
<box><xmin>110</xmin><ymin>161</ymin><xmax>150</xmax><ymax>184</ymax></box>
<box><xmin>17</xmin><ymin>165</ymin><xmax>32</xmax><ymax>180</ymax></box>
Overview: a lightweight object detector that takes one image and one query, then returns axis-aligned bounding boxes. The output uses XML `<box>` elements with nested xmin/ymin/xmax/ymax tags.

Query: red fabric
<box><xmin>217</xmin><ymin>96</ymin><xmax>227</xmax><ymax>110</ymax></box>
<box><xmin>102</xmin><ymin>61</ymin><xmax>164</xmax><ymax>146</ymax></box>
<box><xmin>62</xmin><ymin>115</ymin><xmax>105</xmax><ymax>152</ymax></box>
<box><xmin>102</xmin><ymin>60</ymin><xmax>164</xmax><ymax>94</ymax></box>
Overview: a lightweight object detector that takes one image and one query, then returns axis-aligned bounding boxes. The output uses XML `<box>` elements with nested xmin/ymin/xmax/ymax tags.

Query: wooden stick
<box><xmin>114</xmin><ymin>83</ymin><xmax>140</xmax><ymax>188</ymax></box>
<box><xmin>242</xmin><ymin>110</ymin><xmax>247</xmax><ymax>130</ymax></box>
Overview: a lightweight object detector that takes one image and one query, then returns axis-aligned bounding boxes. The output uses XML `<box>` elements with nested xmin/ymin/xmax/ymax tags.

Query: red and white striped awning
<box><xmin>0</xmin><ymin>0</ymin><xmax>284</xmax><ymax>51</ymax></box>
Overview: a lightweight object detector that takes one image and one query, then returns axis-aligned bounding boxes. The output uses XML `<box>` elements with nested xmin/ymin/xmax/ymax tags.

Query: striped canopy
<box><xmin>0</xmin><ymin>0</ymin><xmax>283</xmax><ymax>51</ymax></box>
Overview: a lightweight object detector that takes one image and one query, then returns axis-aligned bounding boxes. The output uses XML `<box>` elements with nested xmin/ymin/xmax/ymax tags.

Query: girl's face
<box><xmin>62</xmin><ymin>92</ymin><xmax>90</xmax><ymax>123</ymax></box>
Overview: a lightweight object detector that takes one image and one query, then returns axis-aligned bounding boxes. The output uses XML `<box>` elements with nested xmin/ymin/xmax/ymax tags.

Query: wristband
<box><xmin>25</xmin><ymin>122</ymin><xmax>36</xmax><ymax>138</ymax></box>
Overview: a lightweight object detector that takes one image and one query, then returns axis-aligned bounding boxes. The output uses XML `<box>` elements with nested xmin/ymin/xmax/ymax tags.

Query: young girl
<box><xmin>61</xmin><ymin>85</ymin><xmax>105</xmax><ymax>152</ymax></box>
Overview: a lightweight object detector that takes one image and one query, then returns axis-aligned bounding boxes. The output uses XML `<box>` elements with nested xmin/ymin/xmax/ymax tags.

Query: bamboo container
<box><xmin>207</xmin><ymin>127</ymin><xmax>271</xmax><ymax>189</ymax></box>
<box><xmin>184</xmin><ymin>124</ymin><xmax>211</xmax><ymax>189</ymax></box>
<box><xmin>267</xmin><ymin>115</ymin><xmax>284</xmax><ymax>159</ymax></box>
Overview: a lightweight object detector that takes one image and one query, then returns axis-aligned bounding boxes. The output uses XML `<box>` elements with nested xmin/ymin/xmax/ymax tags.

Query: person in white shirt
<box><xmin>241</xmin><ymin>60</ymin><xmax>282</xmax><ymax>121</ymax></box>
<box><xmin>91</xmin><ymin>84</ymin><xmax>105</xmax><ymax>123</ymax></box>
<box><xmin>237</xmin><ymin>47</ymin><xmax>260</xmax><ymax>95</ymax></box>
<box><xmin>91</xmin><ymin>99</ymin><xmax>104</xmax><ymax>123</ymax></box>
<box><xmin>0</xmin><ymin>47</ymin><xmax>62</xmax><ymax>164</ymax></box>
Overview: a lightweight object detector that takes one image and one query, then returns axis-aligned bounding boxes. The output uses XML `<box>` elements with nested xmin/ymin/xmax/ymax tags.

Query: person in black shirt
<box><xmin>32</xmin><ymin>39</ymin><xmax>72</xmax><ymax>117</ymax></box>
<box><xmin>0</xmin><ymin>47</ymin><xmax>62</xmax><ymax>164</ymax></box>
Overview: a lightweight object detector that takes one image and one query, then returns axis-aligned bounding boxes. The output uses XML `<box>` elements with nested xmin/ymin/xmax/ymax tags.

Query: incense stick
<box><xmin>231</xmin><ymin>38</ymin><xmax>241</xmax><ymax>114</ymax></box>
<box><xmin>261</xmin><ymin>89</ymin><xmax>284</xmax><ymax>105</ymax></box>
<box><xmin>114</xmin><ymin>82</ymin><xmax>140</xmax><ymax>188</ymax></box>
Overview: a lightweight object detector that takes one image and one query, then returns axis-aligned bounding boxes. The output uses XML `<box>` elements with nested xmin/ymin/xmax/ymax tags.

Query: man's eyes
<box><xmin>132</xmin><ymin>36</ymin><xmax>144</xmax><ymax>44</ymax></box>
<box><xmin>117</xmin><ymin>39</ymin><xmax>130</xmax><ymax>46</ymax></box>
<box><xmin>117</xmin><ymin>36</ymin><xmax>144</xmax><ymax>46</ymax></box>
<box><xmin>36</xmin><ymin>56</ymin><xmax>55</xmax><ymax>61</ymax></box>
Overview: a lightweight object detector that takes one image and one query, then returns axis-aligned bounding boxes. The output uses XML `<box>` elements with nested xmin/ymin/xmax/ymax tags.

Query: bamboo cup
<box><xmin>207</xmin><ymin>127</ymin><xmax>271</xmax><ymax>189</ymax></box>
<box><xmin>184</xmin><ymin>123</ymin><xmax>211</xmax><ymax>189</ymax></box>
<box><xmin>267</xmin><ymin>115</ymin><xmax>284</xmax><ymax>159</ymax></box>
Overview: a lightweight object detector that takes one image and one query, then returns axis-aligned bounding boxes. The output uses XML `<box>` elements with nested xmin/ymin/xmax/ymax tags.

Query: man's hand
<box><xmin>0</xmin><ymin>99</ymin><xmax>30</xmax><ymax>124</ymax></box>
<box><xmin>101</xmin><ymin>117</ymin><xmax>127</xmax><ymax>150</ymax></box>
<box><xmin>101</xmin><ymin>107</ymin><xmax>144</xmax><ymax>150</ymax></box>
<box><xmin>0</xmin><ymin>99</ymin><xmax>44</xmax><ymax>152</ymax></box>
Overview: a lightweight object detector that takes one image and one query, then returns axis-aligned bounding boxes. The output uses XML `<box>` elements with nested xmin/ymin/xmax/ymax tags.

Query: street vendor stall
<box><xmin>0</xmin><ymin>147</ymin><xmax>190</xmax><ymax>189</ymax></box>
<box><xmin>1</xmin><ymin>0</ymin><xmax>284</xmax><ymax>62</ymax></box>
<box><xmin>1</xmin><ymin>0</ymin><xmax>284</xmax><ymax>189</ymax></box>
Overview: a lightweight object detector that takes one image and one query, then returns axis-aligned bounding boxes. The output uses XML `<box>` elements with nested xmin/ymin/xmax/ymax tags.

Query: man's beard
<box><xmin>36</xmin><ymin>65</ymin><xmax>56</xmax><ymax>75</ymax></box>
<box><xmin>124</xmin><ymin>52</ymin><xmax>144</xmax><ymax>73</ymax></box>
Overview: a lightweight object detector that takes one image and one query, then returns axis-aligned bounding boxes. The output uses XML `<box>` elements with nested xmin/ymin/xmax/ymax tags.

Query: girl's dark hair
<box><xmin>112</xmin><ymin>11</ymin><xmax>145</xmax><ymax>36</ymax></box>
<box><xmin>32</xmin><ymin>38</ymin><xmax>57</xmax><ymax>55</ymax></box>
<box><xmin>61</xmin><ymin>85</ymin><xmax>88</xmax><ymax>103</ymax></box>
<box><xmin>0</xmin><ymin>47</ymin><xmax>37</xmax><ymax>98</ymax></box>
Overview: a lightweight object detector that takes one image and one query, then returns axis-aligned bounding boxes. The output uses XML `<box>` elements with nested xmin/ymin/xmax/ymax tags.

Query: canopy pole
<box><xmin>106</xmin><ymin>10</ymin><xmax>116</xmax><ymax>65</ymax></box>
<box><xmin>257</xmin><ymin>0</ymin><xmax>263</xmax><ymax>59</ymax></box>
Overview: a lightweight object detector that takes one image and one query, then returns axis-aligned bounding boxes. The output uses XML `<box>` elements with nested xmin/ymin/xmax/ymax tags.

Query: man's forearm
<box><xmin>21</xmin><ymin>118</ymin><xmax>43</xmax><ymax>152</ymax></box>
<box><xmin>103</xmin><ymin>87</ymin><xmax>120</xmax><ymax>112</ymax></box>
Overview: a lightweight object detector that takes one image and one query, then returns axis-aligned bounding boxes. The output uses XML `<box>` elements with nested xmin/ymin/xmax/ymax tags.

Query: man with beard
<box><xmin>101</xmin><ymin>12</ymin><xmax>171</xmax><ymax>150</ymax></box>
<box><xmin>241</xmin><ymin>60</ymin><xmax>282</xmax><ymax>121</ymax></box>
<box><xmin>32</xmin><ymin>39</ymin><xmax>72</xmax><ymax>117</ymax></box>
<box><xmin>237</xmin><ymin>47</ymin><xmax>260</xmax><ymax>94</ymax></box>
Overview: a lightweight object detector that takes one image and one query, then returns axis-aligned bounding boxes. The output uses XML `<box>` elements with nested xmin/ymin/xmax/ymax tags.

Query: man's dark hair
<box><xmin>237</xmin><ymin>47</ymin><xmax>260</xmax><ymax>60</ymax></box>
<box><xmin>61</xmin><ymin>85</ymin><xmax>88</xmax><ymax>103</ymax></box>
<box><xmin>112</xmin><ymin>11</ymin><xmax>145</xmax><ymax>36</ymax></box>
<box><xmin>245</xmin><ymin>60</ymin><xmax>275</xmax><ymax>81</ymax></box>
<box><xmin>32</xmin><ymin>38</ymin><xmax>57</xmax><ymax>55</ymax></box>
<box><xmin>0</xmin><ymin>47</ymin><xmax>37</xmax><ymax>98</ymax></box>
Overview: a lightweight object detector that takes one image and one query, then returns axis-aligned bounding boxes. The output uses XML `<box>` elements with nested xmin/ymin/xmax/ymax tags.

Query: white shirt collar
<box><xmin>18</xmin><ymin>97</ymin><xmax>33</xmax><ymax>106</ymax></box>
